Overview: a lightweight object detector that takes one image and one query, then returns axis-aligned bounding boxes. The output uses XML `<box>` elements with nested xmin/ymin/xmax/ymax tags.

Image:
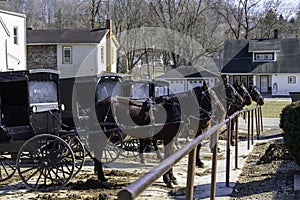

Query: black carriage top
<box><xmin>0</xmin><ymin>69</ymin><xmax>62</xmax><ymax>141</ymax></box>
<box><xmin>122</xmin><ymin>79</ymin><xmax>170</xmax><ymax>99</ymax></box>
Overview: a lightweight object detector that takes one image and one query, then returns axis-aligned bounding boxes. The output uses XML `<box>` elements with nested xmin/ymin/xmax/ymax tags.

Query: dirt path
<box><xmin>0</xmin><ymin>125</ymin><xmax>294</xmax><ymax>200</ymax></box>
<box><xmin>0</xmin><ymin>134</ymin><xmax>254</xmax><ymax>200</ymax></box>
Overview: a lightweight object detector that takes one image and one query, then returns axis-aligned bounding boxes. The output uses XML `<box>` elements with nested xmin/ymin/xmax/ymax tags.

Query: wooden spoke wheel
<box><xmin>0</xmin><ymin>153</ymin><xmax>17</xmax><ymax>182</ymax></box>
<box><xmin>121</xmin><ymin>138</ymin><xmax>140</xmax><ymax>158</ymax></box>
<box><xmin>61</xmin><ymin>134</ymin><xmax>85</xmax><ymax>176</ymax></box>
<box><xmin>101</xmin><ymin>131</ymin><xmax>123</xmax><ymax>164</ymax></box>
<box><xmin>16</xmin><ymin>134</ymin><xmax>75</xmax><ymax>191</ymax></box>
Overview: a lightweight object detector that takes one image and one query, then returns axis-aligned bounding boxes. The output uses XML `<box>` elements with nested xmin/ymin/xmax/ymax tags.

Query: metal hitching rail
<box><xmin>117</xmin><ymin>106</ymin><xmax>263</xmax><ymax>200</ymax></box>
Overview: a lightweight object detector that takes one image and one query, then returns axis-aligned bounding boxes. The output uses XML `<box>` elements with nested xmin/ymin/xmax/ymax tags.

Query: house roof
<box><xmin>248</xmin><ymin>39</ymin><xmax>281</xmax><ymax>52</ymax></box>
<box><xmin>158</xmin><ymin>65</ymin><xmax>219</xmax><ymax>79</ymax></box>
<box><xmin>27</xmin><ymin>28</ymin><xmax>109</xmax><ymax>44</ymax></box>
<box><xmin>0</xmin><ymin>16</ymin><xmax>10</xmax><ymax>37</ymax></box>
<box><xmin>222</xmin><ymin>38</ymin><xmax>300</xmax><ymax>74</ymax></box>
<box><xmin>0</xmin><ymin>9</ymin><xmax>26</xmax><ymax>18</ymax></box>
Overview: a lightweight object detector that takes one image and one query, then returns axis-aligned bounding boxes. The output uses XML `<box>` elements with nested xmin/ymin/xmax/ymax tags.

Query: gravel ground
<box><xmin>0</xmin><ymin>124</ymin><xmax>299</xmax><ymax>200</ymax></box>
<box><xmin>230</xmin><ymin>133</ymin><xmax>300</xmax><ymax>200</ymax></box>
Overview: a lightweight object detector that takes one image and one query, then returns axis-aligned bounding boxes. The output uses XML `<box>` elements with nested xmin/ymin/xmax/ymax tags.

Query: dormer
<box><xmin>248</xmin><ymin>39</ymin><xmax>280</xmax><ymax>63</ymax></box>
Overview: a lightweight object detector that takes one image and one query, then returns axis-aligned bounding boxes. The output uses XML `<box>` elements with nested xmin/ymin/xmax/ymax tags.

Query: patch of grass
<box><xmin>246</xmin><ymin>100</ymin><xmax>291</xmax><ymax>118</ymax></box>
<box><xmin>261</xmin><ymin>101</ymin><xmax>291</xmax><ymax>118</ymax></box>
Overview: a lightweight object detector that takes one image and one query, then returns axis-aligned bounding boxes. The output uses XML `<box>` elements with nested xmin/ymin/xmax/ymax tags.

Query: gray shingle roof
<box><xmin>222</xmin><ymin>38</ymin><xmax>300</xmax><ymax>74</ymax></box>
<box><xmin>248</xmin><ymin>39</ymin><xmax>281</xmax><ymax>52</ymax></box>
<box><xmin>158</xmin><ymin>65</ymin><xmax>219</xmax><ymax>78</ymax></box>
<box><xmin>27</xmin><ymin>28</ymin><xmax>108</xmax><ymax>44</ymax></box>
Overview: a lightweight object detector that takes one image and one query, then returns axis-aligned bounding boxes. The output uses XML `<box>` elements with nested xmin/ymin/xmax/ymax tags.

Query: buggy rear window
<box><xmin>97</xmin><ymin>79</ymin><xmax>122</xmax><ymax>101</ymax></box>
<box><xmin>29</xmin><ymin>81</ymin><xmax>58</xmax><ymax>103</ymax></box>
<box><xmin>132</xmin><ymin>84</ymin><xmax>150</xmax><ymax>99</ymax></box>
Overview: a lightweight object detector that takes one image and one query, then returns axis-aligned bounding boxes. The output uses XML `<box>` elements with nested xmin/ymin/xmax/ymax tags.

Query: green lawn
<box><xmin>247</xmin><ymin>100</ymin><xmax>291</xmax><ymax>118</ymax></box>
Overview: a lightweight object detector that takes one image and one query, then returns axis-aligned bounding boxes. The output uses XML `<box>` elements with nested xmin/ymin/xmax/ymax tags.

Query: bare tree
<box><xmin>111</xmin><ymin>0</ymin><xmax>152</xmax><ymax>73</ymax></box>
<box><xmin>217</xmin><ymin>0</ymin><xmax>274</xmax><ymax>39</ymax></box>
<box><xmin>89</xmin><ymin>0</ymin><xmax>103</xmax><ymax>29</ymax></box>
<box><xmin>255</xmin><ymin>9</ymin><xmax>278</xmax><ymax>38</ymax></box>
<box><xmin>150</xmin><ymin>0</ymin><xmax>223</xmax><ymax>68</ymax></box>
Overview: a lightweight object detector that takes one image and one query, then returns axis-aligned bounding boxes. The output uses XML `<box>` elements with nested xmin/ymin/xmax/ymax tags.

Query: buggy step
<box><xmin>4</xmin><ymin>125</ymin><xmax>32</xmax><ymax>141</ymax></box>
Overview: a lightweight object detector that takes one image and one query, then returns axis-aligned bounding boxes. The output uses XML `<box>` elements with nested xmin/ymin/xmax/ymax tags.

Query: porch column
<box><xmin>253</xmin><ymin>75</ymin><xmax>256</xmax><ymax>86</ymax></box>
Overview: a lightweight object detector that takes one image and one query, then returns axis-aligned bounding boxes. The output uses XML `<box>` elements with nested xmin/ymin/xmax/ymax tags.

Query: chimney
<box><xmin>274</xmin><ymin>29</ymin><xmax>278</xmax><ymax>39</ymax></box>
<box><xmin>106</xmin><ymin>19</ymin><xmax>112</xmax><ymax>72</ymax></box>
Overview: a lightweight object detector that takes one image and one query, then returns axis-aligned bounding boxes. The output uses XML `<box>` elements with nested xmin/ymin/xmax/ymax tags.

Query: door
<box><xmin>260</xmin><ymin>75</ymin><xmax>269</xmax><ymax>93</ymax></box>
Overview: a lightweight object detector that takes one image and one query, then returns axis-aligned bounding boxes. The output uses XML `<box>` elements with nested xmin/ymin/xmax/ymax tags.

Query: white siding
<box><xmin>272</xmin><ymin>74</ymin><xmax>300</xmax><ymax>96</ymax></box>
<box><xmin>187</xmin><ymin>79</ymin><xmax>204</xmax><ymax>90</ymax></box>
<box><xmin>58</xmin><ymin>44</ymin><xmax>98</xmax><ymax>78</ymax></box>
<box><xmin>187</xmin><ymin>78</ymin><xmax>215</xmax><ymax>90</ymax></box>
<box><xmin>169</xmin><ymin>79</ymin><xmax>185</xmax><ymax>94</ymax></box>
<box><xmin>0</xmin><ymin>10</ymin><xmax>26</xmax><ymax>71</ymax></box>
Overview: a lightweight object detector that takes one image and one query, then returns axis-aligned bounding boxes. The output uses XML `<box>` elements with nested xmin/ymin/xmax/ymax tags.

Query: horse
<box><xmin>187</xmin><ymin>83</ymin><xmax>226</xmax><ymax>168</ymax></box>
<box><xmin>94</xmin><ymin>84</ymin><xmax>225</xmax><ymax>188</ymax></box>
<box><xmin>247</xmin><ymin>84</ymin><xmax>264</xmax><ymax>106</ymax></box>
<box><xmin>213</xmin><ymin>80</ymin><xmax>245</xmax><ymax>145</ymax></box>
<box><xmin>233</xmin><ymin>80</ymin><xmax>252</xmax><ymax>106</ymax></box>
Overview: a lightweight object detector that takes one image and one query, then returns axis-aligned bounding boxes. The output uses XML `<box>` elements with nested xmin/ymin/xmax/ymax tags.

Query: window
<box><xmin>233</xmin><ymin>75</ymin><xmax>253</xmax><ymax>88</ymax></box>
<box><xmin>253</xmin><ymin>52</ymin><xmax>276</xmax><ymax>62</ymax></box>
<box><xmin>13</xmin><ymin>27</ymin><xmax>18</xmax><ymax>44</ymax></box>
<box><xmin>288</xmin><ymin>76</ymin><xmax>296</xmax><ymax>84</ymax></box>
<box><xmin>241</xmin><ymin>76</ymin><xmax>248</xmax><ymax>85</ymax></box>
<box><xmin>63</xmin><ymin>46</ymin><xmax>72</xmax><ymax>64</ymax></box>
<box><xmin>248</xmin><ymin>76</ymin><xmax>254</xmax><ymax>85</ymax></box>
<box><xmin>100</xmin><ymin>46</ymin><xmax>104</xmax><ymax>63</ymax></box>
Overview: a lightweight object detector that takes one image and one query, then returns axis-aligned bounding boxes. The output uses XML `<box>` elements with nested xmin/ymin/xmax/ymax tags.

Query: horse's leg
<box><xmin>93</xmin><ymin>156</ymin><xmax>107</xmax><ymax>182</ymax></box>
<box><xmin>169</xmin><ymin>167</ymin><xmax>178</xmax><ymax>185</ymax></box>
<box><xmin>162</xmin><ymin>139</ymin><xmax>175</xmax><ymax>188</ymax></box>
<box><xmin>153</xmin><ymin>140</ymin><xmax>163</xmax><ymax>161</ymax></box>
<box><xmin>139</xmin><ymin>139</ymin><xmax>146</xmax><ymax>164</ymax></box>
<box><xmin>195</xmin><ymin>129</ymin><xmax>205</xmax><ymax>168</ymax></box>
<box><xmin>195</xmin><ymin>143</ymin><xmax>205</xmax><ymax>168</ymax></box>
<box><xmin>89</xmin><ymin>130</ymin><xmax>108</xmax><ymax>182</ymax></box>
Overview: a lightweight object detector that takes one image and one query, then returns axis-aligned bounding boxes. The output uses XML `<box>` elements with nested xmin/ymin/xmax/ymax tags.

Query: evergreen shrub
<box><xmin>280</xmin><ymin>101</ymin><xmax>300</xmax><ymax>166</ymax></box>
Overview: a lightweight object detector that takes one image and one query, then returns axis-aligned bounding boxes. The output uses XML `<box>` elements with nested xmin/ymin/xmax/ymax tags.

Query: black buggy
<box><xmin>60</xmin><ymin>73</ymin><xmax>171</xmax><ymax>164</ymax></box>
<box><xmin>0</xmin><ymin>69</ymin><xmax>84</xmax><ymax>190</ymax></box>
<box><xmin>60</xmin><ymin>73</ymin><xmax>125</xmax><ymax>164</ymax></box>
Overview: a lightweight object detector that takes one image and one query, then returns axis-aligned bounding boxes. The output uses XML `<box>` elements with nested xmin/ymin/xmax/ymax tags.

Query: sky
<box><xmin>272</xmin><ymin>0</ymin><xmax>299</xmax><ymax>19</ymax></box>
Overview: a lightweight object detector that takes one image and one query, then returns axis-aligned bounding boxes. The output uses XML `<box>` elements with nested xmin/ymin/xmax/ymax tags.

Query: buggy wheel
<box><xmin>122</xmin><ymin>138</ymin><xmax>140</xmax><ymax>158</ymax></box>
<box><xmin>65</xmin><ymin>135</ymin><xmax>85</xmax><ymax>176</ymax></box>
<box><xmin>101</xmin><ymin>131</ymin><xmax>123</xmax><ymax>164</ymax></box>
<box><xmin>0</xmin><ymin>153</ymin><xmax>17</xmax><ymax>182</ymax></box>
<box><xmin>16</xmin><ymin>134</ymin><xmax>75</xmax><ymax>191</ymax></box>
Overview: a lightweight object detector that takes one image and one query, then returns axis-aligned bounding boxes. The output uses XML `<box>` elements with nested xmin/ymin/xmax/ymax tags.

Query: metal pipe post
<box><xmin>255</xmin><ymin>108</ymin><xmax>259</xmax><ymax>139</ymax></box>
<box><xmin>225</xmin><ymin>120</ymin><xmax>231</xmax><ymax>187</ymax></box>
<box><xmin>251</xmin><ymin>109</ymin><xmax>254</xmax><ymax>145</ymax></box>
<box><xmin>257</xmin><ymin>107</ymin><xmax>261</xmax><ymax>138</ymax></box>
<box><xmin>186</xmin><ymin>148</ymin><xmax>196</xmax><ymax>200</ymax></box>
<box><xmin>210</xmin><ymin>132</ymin><xmax>218</xmax><ymax>200</ymax></box>
<box><xmin>259</xmin><ymin>106</ymin><xmax>263</xmax><ymax>132</ymax></box>
<box><xmin>247</xmin><ymin>110</ymin><xmax>250</xmax><ymax>150</ymax></box>
<box><xmin>235</xmin><ymin>116</ymin><xmax>239</xmax><ymax>169</ymax></box>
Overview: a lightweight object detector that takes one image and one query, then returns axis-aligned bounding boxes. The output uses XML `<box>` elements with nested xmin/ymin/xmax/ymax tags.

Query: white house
<box><xmin>0</xmin><ymin>9</ymin><xmax>26</xmax><ymax>71</ymax></box>
<box><xmin>157</xmin><ymin>65</ymin><xmax>219</xmax><ymax>94</ymax></box>
<box><xmin>27</xmin><ymin>20</ymin><xmax>118</xmax><ymax>78</ymax></box>
<box><xmin>222</xmin><ymin>37</ymin><xmax>300</xmax><ymax>96</ymax></box>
